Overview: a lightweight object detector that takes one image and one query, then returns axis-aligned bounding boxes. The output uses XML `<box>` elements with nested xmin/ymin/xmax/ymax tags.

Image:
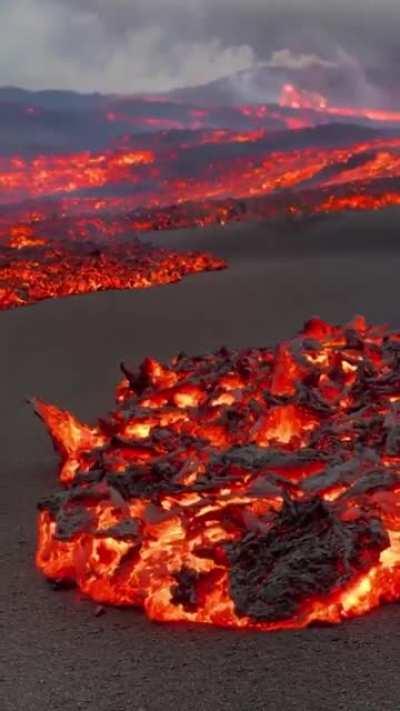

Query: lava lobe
<box><xmin>34</xmin><ymin>317</ymin><xmax>400</xmax><ymax>630</ymax></box>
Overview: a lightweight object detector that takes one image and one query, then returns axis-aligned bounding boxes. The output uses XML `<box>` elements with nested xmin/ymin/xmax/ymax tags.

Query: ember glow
<box><xmin>35</xmin><ymin>318</ymin><xmax>400</xmax><ymax>630</ymax></box>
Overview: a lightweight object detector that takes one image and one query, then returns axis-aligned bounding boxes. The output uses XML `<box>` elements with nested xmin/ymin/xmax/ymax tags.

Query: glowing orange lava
<box><xmin>3</xmin><ymin>135</ymin><xmax>400</xmax><ymax>206</ymax></box>
<box><xmin>35</xmin><ymin>317</ymin><xmax>400</xmax><ymax>630</ymax></box>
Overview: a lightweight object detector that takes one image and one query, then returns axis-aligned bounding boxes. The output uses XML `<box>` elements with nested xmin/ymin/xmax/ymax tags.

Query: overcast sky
<box><xmin>0</xmin><ymin>0</ymin><xmax>398</xmax><ymax>93</ymax></box>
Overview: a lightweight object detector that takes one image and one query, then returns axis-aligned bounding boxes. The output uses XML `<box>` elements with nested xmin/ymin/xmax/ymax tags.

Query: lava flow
<box><xmin>3</xmin><ymin>84</ymin><xmax>400</xmax><ymax>311</ymax></box>
<box><xmin>35</xmin><ymin>317</ymin><xmax>400</xmax><ymax>630</ymax></box>
<box><xmin>0</xmin><ymin>222</ymin><xmax>225</xmax><ymax>310</ymax></box>
<box><xmin>3</xmin><ymin>134</ymin><xmax>400</xmax><ymax>206</ymax></box>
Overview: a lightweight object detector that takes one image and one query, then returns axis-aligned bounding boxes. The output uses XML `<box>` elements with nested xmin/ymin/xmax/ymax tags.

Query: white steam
<box><xmin>266</xmin><ymin>49</ymin><xmax>337</xmax><ymax>70</ymax></box>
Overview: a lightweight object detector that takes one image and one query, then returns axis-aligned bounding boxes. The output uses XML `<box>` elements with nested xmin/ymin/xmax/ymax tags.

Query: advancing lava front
<box><xmin>0</xmin><ymin>221</ymin><xmax>224</xmax><ymax>310</ymax></box>
<box><xmin>35</xmin><ymin>318</ymin><xmax>400</xmax><ymax>630</ymax></box>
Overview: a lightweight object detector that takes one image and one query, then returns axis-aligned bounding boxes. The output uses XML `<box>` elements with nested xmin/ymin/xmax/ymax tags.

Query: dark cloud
<box><xmin>0</xmin><ymin>1</ymin><xmax>398</xmax><ymax>94</ymax></box>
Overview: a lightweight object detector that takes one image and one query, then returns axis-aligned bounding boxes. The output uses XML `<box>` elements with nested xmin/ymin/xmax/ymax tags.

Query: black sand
<box><xmin>2</xmin><ymin>210</ymin><xmax>400</xmax><ymax>710</ymax></box>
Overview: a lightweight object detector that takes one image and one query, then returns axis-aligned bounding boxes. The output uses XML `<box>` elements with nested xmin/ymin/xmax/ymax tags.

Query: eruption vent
<box><xmin>280</xmin><ymin>83</ymin><xmax>400</xmax><ymax>124</ymax></box>
<box><xmin>35</xmin><ymin>317</ymin><xmax>400</xmax><ymax>630</ymax></box>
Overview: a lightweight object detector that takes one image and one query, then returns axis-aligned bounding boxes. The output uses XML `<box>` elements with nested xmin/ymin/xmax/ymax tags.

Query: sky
<box><xmin>0</xmin><ymin>0</ymin><xmax>398</xmax><ymax>94</ymax></box>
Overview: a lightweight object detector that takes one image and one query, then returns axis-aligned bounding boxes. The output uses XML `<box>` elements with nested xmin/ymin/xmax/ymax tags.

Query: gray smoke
<box><xmin>0</xmin><ymin>0</ymin><xmax>399</xmax><ymax>99</ymax></box>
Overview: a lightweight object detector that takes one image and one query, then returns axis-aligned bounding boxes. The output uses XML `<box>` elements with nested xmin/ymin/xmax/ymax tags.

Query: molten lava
<box><xmin>35</xmin><ymin>317</ymin><xmax>400</xmax><ymax>630</ymax></box>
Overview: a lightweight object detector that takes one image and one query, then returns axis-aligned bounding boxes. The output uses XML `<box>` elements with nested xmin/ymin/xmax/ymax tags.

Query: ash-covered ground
<box><xmin>2</xmin><ymin>211</ymin><xmax>400</xmax><ymax>710</ymax></box>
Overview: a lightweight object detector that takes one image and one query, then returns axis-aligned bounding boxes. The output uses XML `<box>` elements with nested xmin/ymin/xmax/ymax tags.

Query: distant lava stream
<box><xmin>35</xmin><ymin>317</ymin><xmax>400</xmax><ymax>630</ymax></box>
<box><xmin>2</xmin><ymin>132</ymin><xmax>400</xmax><ymax>206</ymax></box>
